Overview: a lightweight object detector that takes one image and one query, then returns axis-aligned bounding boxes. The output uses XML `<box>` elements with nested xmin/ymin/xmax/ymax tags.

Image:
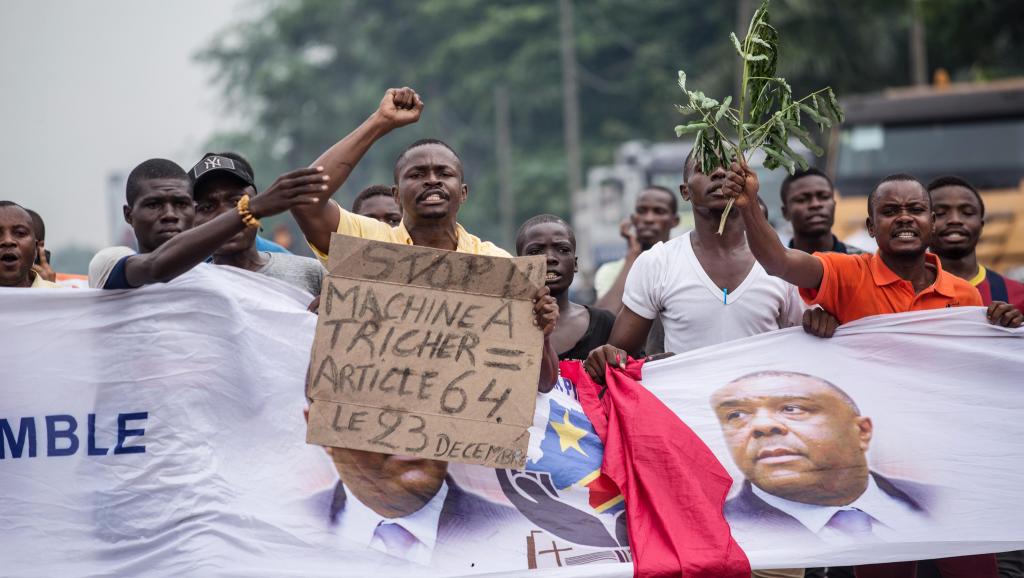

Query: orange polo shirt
<box><xmin>800</xmin><ymin>252</ymin><xmax>982</xmax><ymax>324</ymax></box>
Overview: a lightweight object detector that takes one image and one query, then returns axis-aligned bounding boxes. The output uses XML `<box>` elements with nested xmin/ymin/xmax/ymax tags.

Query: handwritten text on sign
<box><xmin>306</xmin><ymin>236</ymin><xmax>544</xmax><ymax>468</ymax></box>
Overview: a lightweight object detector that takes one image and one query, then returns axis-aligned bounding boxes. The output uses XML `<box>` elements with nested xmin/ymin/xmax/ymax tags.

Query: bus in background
<box><xmin>828</xmin><ymin>77</ymin><xmax>1024</xmax><ymax>272</ymax></box>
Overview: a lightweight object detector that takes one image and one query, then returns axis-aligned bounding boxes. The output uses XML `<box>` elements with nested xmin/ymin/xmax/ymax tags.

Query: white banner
<box><xmin>3</xmin><ymin>267</ymin><xmax>1022</xmax><ymax>575</ymax></box>
<box><xmin>643</xmin><ymin>308</ymin><xmax>1024</xmax><ymax>569</ymax></box>
<box><xmin>0</xmin><ymin>266</ymin><xmax>631</xmax><ymax>578</ymax></box>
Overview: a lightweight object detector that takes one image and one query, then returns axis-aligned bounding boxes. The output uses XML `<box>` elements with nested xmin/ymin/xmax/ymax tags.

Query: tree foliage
<box><xmin>198</xmin><ymin>0</ymin><xmax>1024</xmax><ymax>252</ymax></box>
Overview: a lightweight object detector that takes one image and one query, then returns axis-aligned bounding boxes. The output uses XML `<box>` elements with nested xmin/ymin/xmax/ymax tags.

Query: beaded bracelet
<box><xmin>237</xmin><ymin>194</ymin><xmax>261</xmax><ymax>228</ymax></box>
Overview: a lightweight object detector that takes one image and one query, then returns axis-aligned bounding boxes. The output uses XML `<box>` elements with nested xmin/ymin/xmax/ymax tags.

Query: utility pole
<box><xmin>910</xmin><ymin>0</ymin><xmax>928</xmax><ymax>85</ymax></box>
<box><xmin>494</xmin><ymin>85</ymin><xmax>515</xmax><ymax>250</ymax></box>
<box><xmin>559</xmin><ymin>0</ymin><xmax>592</xmax><ymax>284</ymax></box>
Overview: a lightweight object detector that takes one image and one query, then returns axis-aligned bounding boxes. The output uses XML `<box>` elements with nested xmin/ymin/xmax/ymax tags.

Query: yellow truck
<box><xmin>828</xmin><ymin>78</ymin><xmax>1024</xmax><ymax>272</ymax></box>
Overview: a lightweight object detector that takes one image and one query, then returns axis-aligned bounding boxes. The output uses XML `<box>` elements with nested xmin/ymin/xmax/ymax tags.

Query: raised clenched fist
<box><xmin>376</xmin><ymin>87</ymin><xmax>424</xmax><ymax>129</ymax></box>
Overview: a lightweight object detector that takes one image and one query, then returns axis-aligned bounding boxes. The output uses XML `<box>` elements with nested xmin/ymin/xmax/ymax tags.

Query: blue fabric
<box><xmin>108</xmin><ymin>238</ymin><xmax>288</xmax><ymax>286</ymax></box>
<box><xmin>103</xmin><ymin>255</ymin><xmax>135</xmax><ymax>289</ymax></box>
<box><xmin>987</xmin><ymin>268</ymin><xmax>1009</xmax><ymax>303</ymax></box>
<box><xmin>788</xmin><ymin>235</ymin><xmax>862</xmax><ymax>255</ymax></box>
<box><xmin>255</xmin><ymin>236</ymin><xmax>291</xmax><ymax>254</ymax></box>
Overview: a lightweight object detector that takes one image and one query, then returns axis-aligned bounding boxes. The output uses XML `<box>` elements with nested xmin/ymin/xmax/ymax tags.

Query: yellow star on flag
<box><xmin>550</xmin><ymin>410</ymin><xmax>589</xmax><ymax>457</ymax></box>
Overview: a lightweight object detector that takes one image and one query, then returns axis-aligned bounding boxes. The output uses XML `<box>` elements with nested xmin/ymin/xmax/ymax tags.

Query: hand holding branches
<box><xmin>673</xmin><ymin>0</ymin><xmax>843</xmax><ymax>234</ymax></box>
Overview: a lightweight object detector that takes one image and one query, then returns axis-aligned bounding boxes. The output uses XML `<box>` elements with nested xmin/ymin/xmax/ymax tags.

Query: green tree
<box><xmin>199</xmin><ymin>0</ymin><xmax>732</xmax><ymax>251</ymax></box>
<box><xmin>921</xmin><ymin>0</ymin><xmax>1024</xmax><ymax>81</ymax></box>
<box><xmin>199</xmin><ymin>0</ymin><xmax>1024</xmax><ymax>254</ymax></box>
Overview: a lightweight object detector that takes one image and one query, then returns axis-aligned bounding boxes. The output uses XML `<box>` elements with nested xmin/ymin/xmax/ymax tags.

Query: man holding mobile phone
<box><xmin>593</xmin><ymin>186</ymin><xmax>680</xmax><ymax>355</ymax></box>
<box><xmin>24</xmin><ymin>208</ymin><xmax>55</xmax><ymax>283</ymax></box>
<box><xmin>0</xmin><ymin>202</ymin><xmax>57</xmax><ymax>288</ymax></box>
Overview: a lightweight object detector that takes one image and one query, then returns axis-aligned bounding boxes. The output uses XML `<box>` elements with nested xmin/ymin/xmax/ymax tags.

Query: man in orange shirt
<box><xmin>722</xmin><ymin>168</ymin><xmax>1020</xmax><ymax>328</ymax></box>
<box><xmin>721</xmin><ymin>166</ymin><xmax>1021</xmax><ymax>578</ymax></box>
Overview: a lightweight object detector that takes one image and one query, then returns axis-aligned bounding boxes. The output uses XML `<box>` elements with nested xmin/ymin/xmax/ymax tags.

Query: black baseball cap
<box><xmin>189</xmin><ymin>152</ymin><xmax>257</xmax><ymax>193</ymax></box>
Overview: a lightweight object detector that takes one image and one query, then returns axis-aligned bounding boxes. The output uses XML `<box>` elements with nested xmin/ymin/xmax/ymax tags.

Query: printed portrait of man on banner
<box><xmin>710</xmin><ymin>370</ymin><xmax>934</xmax><ymax>544</ymax></box>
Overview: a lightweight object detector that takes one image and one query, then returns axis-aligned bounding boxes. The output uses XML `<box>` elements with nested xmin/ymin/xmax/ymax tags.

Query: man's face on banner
<box><xmin>711</xmin><ymin>373</ymin><xmax>873</xmax><ymax>506</ymax></box>
<box><xmin>330</xmin><ymin>447</ymin><xmax>449</xmax><ymax>518</ymax></box>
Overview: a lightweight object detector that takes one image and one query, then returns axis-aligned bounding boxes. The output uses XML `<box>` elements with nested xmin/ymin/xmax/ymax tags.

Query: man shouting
<box><xmin>291</xmin><ymin>87</ymin><xmax>558</xmax><ymax>389</ymax></box>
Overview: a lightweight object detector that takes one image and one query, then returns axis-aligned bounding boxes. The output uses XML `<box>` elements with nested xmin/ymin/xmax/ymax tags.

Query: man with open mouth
<box><xmin>0</xmin><ymin>201</ymin><xmax>57</xmax><ymax>289</ymax></box>
<box><xmin>516</xmin><ymin>214</ymin><xmax>615</xmax><ymax>361</ymax></box>
<box><xmin>290</xmin><ymin>87</ymin><xmax>559</xmax><ymax>391</ymax></box>
<box><xmin>722</xmin><ymin>166</ymin><xmax>1022</xmax><ymax>578</ymax></box>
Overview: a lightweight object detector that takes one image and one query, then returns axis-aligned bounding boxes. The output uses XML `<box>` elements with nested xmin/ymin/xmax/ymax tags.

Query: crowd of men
<box><xmin>3</xmin><ymin>87</ymin><xmax>1023</xmax><ymax>578</ymax></box>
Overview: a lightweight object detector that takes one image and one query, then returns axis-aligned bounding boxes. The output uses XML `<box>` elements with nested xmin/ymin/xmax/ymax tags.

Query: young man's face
<box><xmin>681</xmin><ymin>160</ymin><xmax>730</xmax><ymax>215</ymax></box>
<box><xmin>356</xmin><ymin>194</ymin><xmax>402</xmax><ymax>227</ymax></box>
<box><xmin>631</xmin><ymin>189</ymin><xmax>679</xmax><ymax>249</ymax></box>
<box><xmin>193</xmin><ymin>174</ymin><xmax>258</xmax><ymax>257</ymax></box>
<box><xmin>125</xmin><ymin>178</ymin><xmax>194</xmax><ymax>254</ymax></box>
<box><xmin>0</xmin><ymin>205</ymin><xmax>38</xmax><ymax>287</ymax></box>
<box><xmin>868</xmin><ymin>181</ymin><xmax>933</xmax><ymax>258</ymax></box>
<box><xmin>782</xmin><ymin>175</ymin><xmax>835</xmax><ymax>238</ymax></box>
<box><xmin>711</xmin><ymin>374</ymin><xmax>872</xmax><ymax>506</ymax></box>
<box><xmin>395</xmin><ymin>145</ymin><xmax>467</xmax><ymax>223</ymax></box>
<box><xmin>929</xmin><ymin>185</ymin><xmax>983</xmax><ymax>260</ymax></box>
<box><xmin>518</xmin><ymin>220</ymin><xmax>576</xmax><ymax>296</ymax></box>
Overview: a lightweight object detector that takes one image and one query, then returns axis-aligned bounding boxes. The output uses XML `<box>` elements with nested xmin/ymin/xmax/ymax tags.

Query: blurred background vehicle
<box><xmin>829</xmin><ymin>77</ymin><xmax>1024</xmax><ymax>270</ymax></box>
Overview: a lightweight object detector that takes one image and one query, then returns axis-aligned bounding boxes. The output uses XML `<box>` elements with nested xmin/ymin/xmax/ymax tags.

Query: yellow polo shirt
<box><xmin>310</xmin><ymin>201</ymin><xmax>510</xmax><ymax>260</ymax></box>
<box><xmin>30</xmin><ymin>272</ymin><xmax>59</xmax><ymax>288</ymax></box>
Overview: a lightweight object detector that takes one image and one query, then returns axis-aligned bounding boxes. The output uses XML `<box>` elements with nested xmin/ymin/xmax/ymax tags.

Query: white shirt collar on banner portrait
<box><xmin>335</xmin><ymin>479</ymin><xmax>449</xmax><ymax>565</ymax></box>
<box><xmin>751</xmin><ymin>474</ymin><xmax>927</xmax><ymax>543</ymax></box>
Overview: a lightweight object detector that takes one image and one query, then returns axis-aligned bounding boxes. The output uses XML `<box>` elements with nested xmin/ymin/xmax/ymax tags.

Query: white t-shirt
<box><xmin>88</xmin><ymin>246</ymin><xmax>135</xmax><ymax>288</ymax></box>
<box><xmin>593</xmin><ymin>258</ymin><xmax>625</xmax><ymax>298</ymax></box>
<box><xmin>622</xmin><ymin>231</ymin><xmax>802</xmax><ymax>354</ymax></box>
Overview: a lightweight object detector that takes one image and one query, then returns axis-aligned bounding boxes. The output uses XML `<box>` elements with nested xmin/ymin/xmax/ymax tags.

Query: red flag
<box><xmin>563</xmin><ymin>359</ymin><xmax>751</xmax><ymax>578</ymax></box>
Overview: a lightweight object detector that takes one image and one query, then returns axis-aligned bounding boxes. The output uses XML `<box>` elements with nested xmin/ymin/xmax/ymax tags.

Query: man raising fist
<box><xmin>291</xmin><ymin>88</ymin><xmax>559</xmax><ymax>391</ymax></box>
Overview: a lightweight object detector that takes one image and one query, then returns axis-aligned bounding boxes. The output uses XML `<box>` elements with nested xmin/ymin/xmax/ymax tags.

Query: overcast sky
<box><xmin>0</xmin><ymin>0</ymin><xmax>240</xmax><ymax>253</ymax></box>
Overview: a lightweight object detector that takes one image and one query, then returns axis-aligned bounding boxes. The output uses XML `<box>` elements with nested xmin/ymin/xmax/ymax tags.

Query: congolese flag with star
<box><xmin>530</xmin><ymin>390</ymin><xmax>625</xmax><ymax>516</ymax></box>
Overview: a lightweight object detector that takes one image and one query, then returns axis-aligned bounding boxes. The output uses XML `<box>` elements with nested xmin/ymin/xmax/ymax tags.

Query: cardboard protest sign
<box><xmin>306</xmin><ymin>235</ymin><xmax>545</xmax><ymax>468</ymax></box>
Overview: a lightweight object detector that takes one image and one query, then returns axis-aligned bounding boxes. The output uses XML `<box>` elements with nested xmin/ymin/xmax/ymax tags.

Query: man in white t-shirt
<box><xmin>585</xmin><ymin>154</ymin><xmax>831</xmax><ymax>578</ymax></box>
<box><xmin>585</xmin><ymin>153</ymin><xmax>803</xmax><ymax>370</ymax></box>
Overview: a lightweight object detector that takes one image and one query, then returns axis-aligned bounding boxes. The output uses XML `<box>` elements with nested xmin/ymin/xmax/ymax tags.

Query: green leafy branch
<box><xmin>674</xmin><ymin>0</ymin><xmax>844</xmax><ymax>233</ymax></box>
